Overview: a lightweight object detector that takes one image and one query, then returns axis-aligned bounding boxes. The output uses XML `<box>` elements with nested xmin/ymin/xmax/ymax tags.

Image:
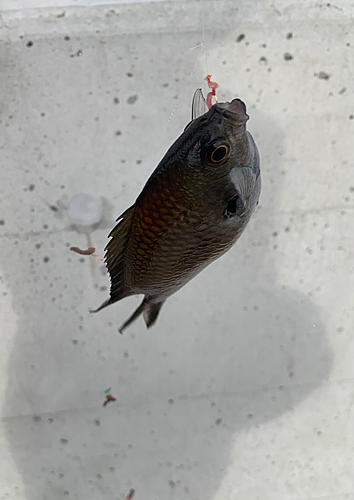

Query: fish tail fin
<box><xmin>118</xmin><ymin>297</ymin><xmax>147</xmax><ymax>334</ymax></box>
<box><xmin>119</xmin><ymin>297</ymin><xmax>165</xmax><ymax>334</ymax></box>
<box><xmin>143</xmin><ymin>300</ymin><xmax>165</xmax><ymax>329</ymax></box>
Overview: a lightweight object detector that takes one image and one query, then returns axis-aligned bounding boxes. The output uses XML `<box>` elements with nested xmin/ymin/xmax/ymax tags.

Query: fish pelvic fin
<box><xmin>119</xmin><ymin>297</ymin><xmax>166</xmax><ymax>334</ymax></box>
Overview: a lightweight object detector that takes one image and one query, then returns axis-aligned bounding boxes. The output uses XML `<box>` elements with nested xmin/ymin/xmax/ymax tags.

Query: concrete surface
<box><xmin>0</xmin><ymin>0</ymin><xmax>353</xmax><ymax>499</ymax></box>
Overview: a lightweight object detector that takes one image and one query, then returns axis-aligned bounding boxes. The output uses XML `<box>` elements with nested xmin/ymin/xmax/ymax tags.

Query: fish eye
<box><xmin>204</xmin><ymin>142</ymin><xmax>230</xmax><ymax>166</ymax></box>
<box><xmin>211</xmin><ymin>145</ymin><xmax>229</xmax><ymax>163</ymax></box>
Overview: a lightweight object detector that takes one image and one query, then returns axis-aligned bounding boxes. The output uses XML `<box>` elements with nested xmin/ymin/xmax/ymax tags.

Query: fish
<box><xmin>93</xmin><ymin>89</ymin><xmax>261</xmax><ymax>333</ymax></box>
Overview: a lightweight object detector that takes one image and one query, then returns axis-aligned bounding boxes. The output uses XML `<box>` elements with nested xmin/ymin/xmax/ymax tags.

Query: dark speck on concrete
<box><xmin>136</xmin><ymin>160</ymin><xmax>142</xmax><ymax>164</ymax></box>
<box><xmin>29</xmin><ymin>184</ymin><xmax>35</xmax><ymax>191</ymax></box>
<box><xmin>316</xmin><ymin>71</ymin><xmax>331</xmax><ymax>80</ymax></box>
<box><xmin>59</xmin><ymin>438</ymin><xmax>69</xmax><ymax>445</ymax></box>
<box><xmin>57</xmin><ymin>11</ymin><xmax>65</xmax><ymax>18</ymax></box>
<box><xmin>127</xmin><ymin>95</ymin><xmax>138</xmax><ymax>104</ymax></box>
<box><xmin>33</xmin><ymin>415</ymin><xmax>41</xmax><ymax>422</ymax></box>
<box><xmin>113</xmin><ymin>97</ymin><xmax>119</xmax><ymax>104</ymax></box>
<box><xmin>236</xmin><ymin>34</ymin><xmax>245</xmax><ymax>42</ymax></box>
<box><xmin>70</xmin><ymin>49</ymin><xmax>82</xmax><ymax>58</ymax></box>
<box><xmin>286</xmin><ymin>32</ymin><xmax>293</xmax><ymax>39</ymax></box>
<box><xmin>115</xmin><ymin>130</ymin><xmax>122</xmax><ymax>136</ymax></box>
<box><xmin>0</xmin><ymin>220</ymin><xmax>5</xmax><ymax>225</ymax></box>
<box><xmin>339</xmin><ymin>87</ymin><xmax>346</xmax><ymax>94</ymax></box>
<box><xmin>43</xmin><ymin>256</ymin><xmax>50</xmax><ymax>263</ymax></box>
<box><xmin>26</xmin><ymin>41</ymin><xmax>33</xmax><ymax>47</ymax></box>
<box><xmin>259</xmin><ymin>56</ymin><xmax>268</xmax><ymax>65</ymax></box>
<box><xmin>126</xmin><ymin>72</ymin><xmax>133</xmax><ymax>77</ymax></box>
<box><xmin>64</xmin><ymin>35</ymin><xmax>70</xmax><ymax>41</ymax></box>
<box><xmin>50</xmin><ymin>205</ymin><xmax>58</xmax><ymax>212</ymax></box>
<box><xmin>284</xmin><ymin>52</ymin><xmax>293</xmax><ymax>61</ymax></box>
<box><xmin>162</xmin><ymin>83</ymin><xmax>169</xmax><ymax>88</ymax></box>
<box><xmin>349</xmin><ymin>115</ymin><xmax>354</xmax><ymax>120</ymax></box>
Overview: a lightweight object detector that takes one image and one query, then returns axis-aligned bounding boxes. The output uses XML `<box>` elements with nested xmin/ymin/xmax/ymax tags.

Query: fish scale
<box><xmin>93</xmin><ymin>92</ymin><xmax>261</xmax><ymax>333</ymax></box>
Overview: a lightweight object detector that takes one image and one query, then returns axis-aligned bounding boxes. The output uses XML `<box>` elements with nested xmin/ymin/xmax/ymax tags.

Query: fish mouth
<box><xmin>215</xmin><ymin>99</ymin><xmax>249</xmax><ymax>124</ymax></box>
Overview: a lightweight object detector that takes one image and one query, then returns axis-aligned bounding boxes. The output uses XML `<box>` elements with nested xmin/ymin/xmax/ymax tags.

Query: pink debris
<box><xmin>70</xmin><ymin>246</ymin><xmax>96</xmax><ymax>255</ymax></box>
<box><xmin>70</xmin><ymin>246</ymin><xmax>103</xmax><ymax>261</ymax></box>
<box><xmin>205</xmin><ymin>74</ymin><xmax>218</xmax><ymax>109</ymax></box>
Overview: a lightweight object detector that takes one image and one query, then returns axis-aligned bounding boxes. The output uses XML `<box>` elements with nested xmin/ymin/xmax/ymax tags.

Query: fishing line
<box><xmin>165</xmin><ymin>0</ymin><xmax>208</xmax><ymax>126</ymax></box>
<box><xmin>161</xmin><ymin>46</ymin><xmax>204</xmax><ymax>132</ymax></box>
<box><xmin>151</xmin><ymin>0</ymin><xmax>209</xmax><ymax>167</ymax></box>
<box><xmin>199</xmin><ymin>0</ymin><xmax>208</xmax><ymax>77</ymax></box>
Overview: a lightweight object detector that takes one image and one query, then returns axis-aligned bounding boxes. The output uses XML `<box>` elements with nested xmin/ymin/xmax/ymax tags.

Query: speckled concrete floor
<box><xmin>0</xmin><ymin>1</ymin><xmax>353</xmax><ymax>499</ymax></box>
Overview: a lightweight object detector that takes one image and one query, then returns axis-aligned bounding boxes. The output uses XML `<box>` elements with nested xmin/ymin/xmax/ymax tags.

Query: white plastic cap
<box><xmin>67</xmin><ymin>194</ymin><xmax>103</xmax><ymax>230</ymax></box>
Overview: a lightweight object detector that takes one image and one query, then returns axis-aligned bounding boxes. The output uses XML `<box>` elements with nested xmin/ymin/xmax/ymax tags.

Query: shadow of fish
<box><xmin>93</xmin><ymin>90</ymin><xmax>261</xmax><ymax>333</ymax></box>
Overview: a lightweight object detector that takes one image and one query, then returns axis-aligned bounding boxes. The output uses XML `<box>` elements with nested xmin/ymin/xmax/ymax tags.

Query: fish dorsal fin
<box><xmin>191</xmin><ymin>88</ymin><xmax>208</xmax><ymax>120</ymax></box>
<box><xmin>104</xmin><ymin>205</ymin><xmax>135</xmax><ymax>304</ymax></box>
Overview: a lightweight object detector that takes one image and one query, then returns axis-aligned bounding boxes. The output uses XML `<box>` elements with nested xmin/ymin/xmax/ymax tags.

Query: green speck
<box><xmin>104</xmin><ymin>387</ymin><xmax>111</xmax><ymax>395</ymax></box>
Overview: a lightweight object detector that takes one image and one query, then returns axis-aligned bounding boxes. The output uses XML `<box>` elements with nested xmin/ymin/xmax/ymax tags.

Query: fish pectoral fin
<box><xmin>105</xmin><ymin>204</ymin><xmax>135</xmax><ymax>305</ymax></box>
<box><xmin>230</xmin><ymin>167</ymin><xmax>256</xmax><ymax>200</ymax></box>
<box><xmin>118</xmin><ymin>298</ymin><xmax>165</xmax><ymax>334</ymax></box>
<box><xmin>191</xmin><ymin>88</ymin><xmax>208</xmax><ymax>120</ymax></box>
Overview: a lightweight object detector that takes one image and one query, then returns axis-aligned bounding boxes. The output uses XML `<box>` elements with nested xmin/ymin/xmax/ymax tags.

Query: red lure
<box><xmin>205</xmin><ymin>74</ymin><xmax>218</xmax><ymax>109</ymax></box>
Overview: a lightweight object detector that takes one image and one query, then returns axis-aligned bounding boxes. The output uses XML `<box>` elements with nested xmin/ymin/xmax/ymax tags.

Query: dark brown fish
<box><xmin>93</xmin><ymin>90</ymin><xmax>261</xmax><ymax>332</ymax></box>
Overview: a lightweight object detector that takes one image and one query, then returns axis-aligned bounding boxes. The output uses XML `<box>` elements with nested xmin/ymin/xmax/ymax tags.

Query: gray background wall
<box><xmin>0</xmin><ymin>1</ymin><xmax>353</xmax><ymax>499</ymax></box>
